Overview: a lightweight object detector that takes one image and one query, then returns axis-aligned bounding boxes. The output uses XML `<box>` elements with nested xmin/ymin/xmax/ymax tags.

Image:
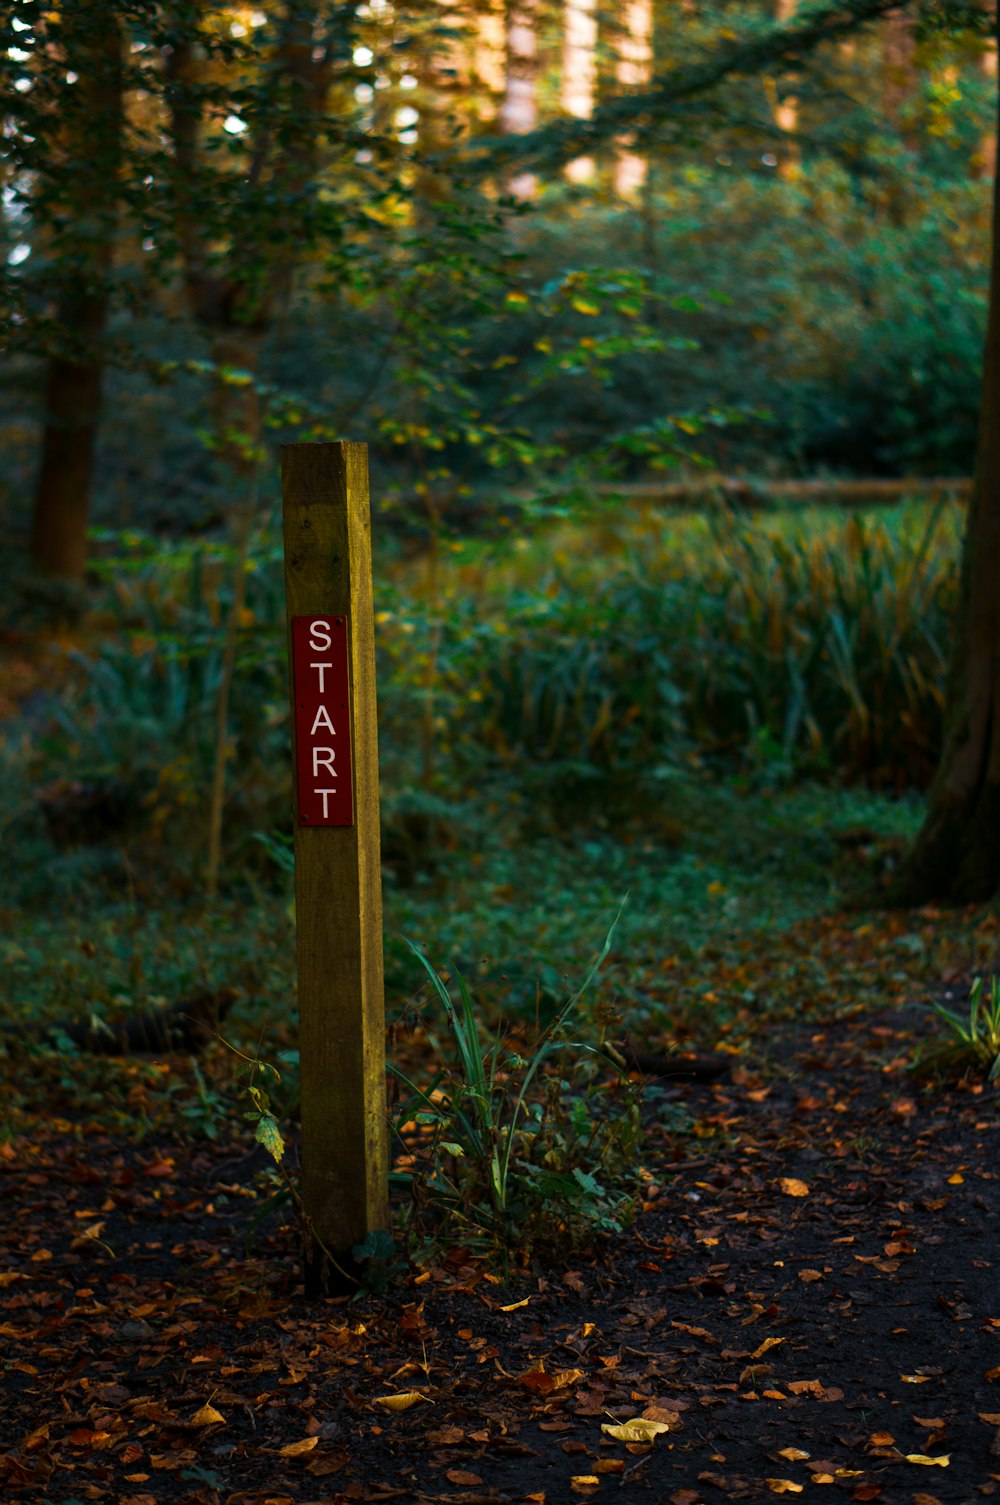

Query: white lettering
<box><xmin>316</xmin><ymin>789</ymin><xmax>337</xmax><ymax>818</ymax></box>
<box><xmin>309</xmin><ymin>619</ymin><xmax>332</xmax><ymax>651</ymax></box>
<box><xmin>313</xmin><ymin>747</ymin><xmax>336</xmax><ymax>776</ymax></box>
<box><xmin>310</xmin><ymin>705</ymin><xmax>336</xmax><ymax>735</ymax></box>
<box><xmin>310</xmin><ymin>661</ymin><xmax>329</xmax><ymax>693</ymax></box>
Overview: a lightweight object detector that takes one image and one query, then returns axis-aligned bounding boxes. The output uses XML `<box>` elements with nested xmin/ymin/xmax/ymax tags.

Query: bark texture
<box><xmin>889</xmin><ymin>22</ymin><xmax>1000</xmax><ymax>905</ymax></box>
<box><xmin>30</xmin><ymin>9</ymin><xmax>123</xmax><ymax>580</ymax></box>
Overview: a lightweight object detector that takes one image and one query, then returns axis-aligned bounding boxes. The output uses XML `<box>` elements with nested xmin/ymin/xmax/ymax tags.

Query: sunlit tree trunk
<box><xmin>772</xmin><ymin>0</ymin><xmax>800</xmax><ymax>180</ymax></box>
<box><xmin>888</xmin><ymin>17</ymin><xmax>1000</xmax><ymax>905</ymax></box>
<box><xmin>614</xmin><ymin>0</ymin><xmax>652</xmax><ymax>197</ymax></box>
<box><xmin>30</xmin><ymin>8</ymin><xmax>123</xmax><ymax>580</ymax></box>
<box><xmin>474</xmin><ymin>0</ymin><xmax>507</xmax><ymax>121</ymax></box>
<box><xmin>500</xmin><ymin>1</ymin><xmax>538</xmax><ymax>196</ymax></box>
<box><xmin>562</xmin><ymin>0</ymin><xmax>597</xmax><ymax>183</ymax></box>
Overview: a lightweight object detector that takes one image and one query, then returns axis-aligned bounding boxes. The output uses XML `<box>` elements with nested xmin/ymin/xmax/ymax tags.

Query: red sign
<box><xmin>291</xmin><ymin>615</ymin><xmax>354</xmax><ymax>827</ymax></box>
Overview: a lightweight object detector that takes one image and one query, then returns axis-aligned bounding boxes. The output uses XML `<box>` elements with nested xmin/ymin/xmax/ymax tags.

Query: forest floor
<box><xmin>2</xmin><ymin>909</ymin><xmax>999</xmax><ymax>1505</ymax></box>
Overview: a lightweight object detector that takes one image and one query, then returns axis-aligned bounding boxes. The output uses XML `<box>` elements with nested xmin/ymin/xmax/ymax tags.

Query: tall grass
<box><xmin>24</xmin><ymin>499</ymin><xmax>961</xmax><ymax>884</ymax></box>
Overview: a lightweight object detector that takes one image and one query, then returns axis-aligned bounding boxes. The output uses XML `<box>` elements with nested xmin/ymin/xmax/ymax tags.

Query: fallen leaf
<box><xmin>594</xmin><ymin>1459</ymin><xmax>625</xmax><ymax>1474</ymax></box>
<box><xmin>778</xmin><ymin>1178</ymin><xmax>809</xmax><ymax>1197</ymax></box>
<box><xmin>912</xmin><ymin>1495</ymin><xmax>944</xmax><ymax>1505</ymax></box>
<box><xmin>798</xmin><ymin>1269</ymin><xmax>823</xmax><ymax>1283</ymax></box>
<box><xmin>913</xmin><ymin>1417</ymin><xmax>945</xmax><ymax>1428</ymax></box>
<box><xmin>868</xmin><ymin>1432</ymin><xmax>895</xmax><ymax>1447</ymax></box>
<box><xmin>776</xmin><ymin>1448</ymin><xmax>810</xmax><ymax>1461</ymax></box>
<box><xmin>189</xmin><ymin>1405</ymin><xmax>225</xmax><ymax>1427</ymax></box>
<box><xmin>766</xmin><ymin>1481</ymin><xmax>804</xmax><ymax>1494</ymax></box>
<box><xmin>901</xmin><ymin>1375</ymin><xmax>933</xmax><ymax>1384</ymax></box>
<box><xmin>905</xmin><ymin>1455</ymin><xmax>950</xmax><ymax>1467</ymax></box>
<box><xmin>980</xmin><ymin>1414</ymin><xmax>1000</xmax><ymax>1425</ymax></box>
<box><xmin>753</xmin><ymin>1338</ymin><xmax>785</xmax><ymax>1360</ymax></box>
<box><xmin>500</xmin><ymin>1298</ymin><xmax>531</xmax><ymax>1311</ymax></box>
<box><xmin>427</xmin><ymin>1426</ymin><xmax>464</xmax><ymax>1446</ymax></box>
<box><xmin>986</xmin><ymin>1367</ymin><xmax>1000</xmax><ymax>1382</ymax></box>
<box><xmin>279</xmin><ymin>1437</ymin><xmax>318</xmax><ymax>1458</ymax></box>
<box><xmin>372</xmin><ymin>1392</ymin><xmax>428</xmax><ymax>1411</ymax></box>
<box><xmin>601</xmin><ymin>1418</ymin><xmax>673</xmax><ymax>1443</ymax></box>
<box><xmin>570</xmin><ymin>1479</ymin><xmax>600</xmax><ymax>1493</ymax></box>
<box><xmin>446</xmin><ymin>1469</ymin><xmax>483</xmax><ymax>1486</ymax></box>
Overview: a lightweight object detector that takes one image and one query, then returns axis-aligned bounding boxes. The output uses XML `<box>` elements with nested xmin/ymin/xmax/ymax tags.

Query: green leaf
<box><xmin>254</xmin><ymin>1113</ymin><xmax>285</xmax><ymax>1164</ymax></box>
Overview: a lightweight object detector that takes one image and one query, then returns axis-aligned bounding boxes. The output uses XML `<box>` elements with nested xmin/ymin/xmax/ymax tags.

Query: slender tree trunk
<box><xmin>563</xmin><ymin>0</ymin><xmax>597</xmax><ymax>183</ymax></box>
<box><xmin>500</xmin><ymin>1</ymin><xmax>538</xmax><ymax>196</ymax></box>
<box><xmin>614</xmin><ymin>0</ymin><xmax>653</xmax><ymax>197</ymax></box>
<box><xmin>30</xmin><ymin>9</ymin><xmax>123</xmax><ymax>580</ymax></box>
<box><xmin>980</xmin><ymin>10</ymin><xmax>997</xmax><ymax>183</ymax></box>
<box><xmin>888</xmin><ymin>22</ymin><xmax>1000</xmax><ymax>906</ymax></box>
<box><xmin>772</xmin><ymin>0</ymin><xmax>800</xmax><ymax>180</ymax></box>
<box><xmin>882</xmin><ymin>6</ymin><xmax>918</xmax><ymax>150</ymax></box>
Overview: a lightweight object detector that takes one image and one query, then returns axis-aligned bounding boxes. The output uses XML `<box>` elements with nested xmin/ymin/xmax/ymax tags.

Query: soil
<box><xmin>1</xmin><ymin>1000</ymin><xmax>998</xmax><ymax>1505</ymax></box>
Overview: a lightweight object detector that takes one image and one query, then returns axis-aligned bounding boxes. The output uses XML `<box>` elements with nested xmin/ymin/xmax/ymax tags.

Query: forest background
<box><xmin>2</xmin><ymin>0</ymin><xmax>999</xmax><ymax>1254</ymax></box>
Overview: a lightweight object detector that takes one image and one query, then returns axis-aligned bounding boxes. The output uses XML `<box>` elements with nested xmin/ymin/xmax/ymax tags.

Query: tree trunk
<box><xmin>887</xmin><ymin>20</ymin><xmax>1000</xmax><ymax>906</ymax></box>
<box><xmin>882</xmin><ymin>6</ymin><xmax>918</xmax><ymax>150</ymax></box>
<box><xmin>614</xmin><ymin>0</ymin><xmax>653</xmax><ymax>196</ymax></box>
<box><xmin>563</xmin><ymin>0</ymin><xmax>597</xmax><ymax>183</ymax></box>
<box><xmin>30</xmin><ymin>9</ymin><xmax>123</xmax><ymax>580</ymax></box>
<box><xmin>772</xmin><ymin>0</ymin><xmax>800</xmax><ymax>181</ymax></box>
<box><xmin>500</xmin><ymin>1</ymin><xmax>538</xmax><ymax>196</ymax></box>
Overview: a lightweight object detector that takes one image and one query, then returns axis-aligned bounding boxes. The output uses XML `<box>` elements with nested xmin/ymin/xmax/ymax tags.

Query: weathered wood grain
<box><xmin>281</xmin><ymin>441</ymin><xmax>388</xmax><ymax>1290</ymax></box>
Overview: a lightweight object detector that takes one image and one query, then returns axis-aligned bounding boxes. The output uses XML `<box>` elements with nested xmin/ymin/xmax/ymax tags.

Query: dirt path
<box><xmin>1</xmin><ymin>1004</ymin><xmax>998</xmax><ymax>1505</ymax></box>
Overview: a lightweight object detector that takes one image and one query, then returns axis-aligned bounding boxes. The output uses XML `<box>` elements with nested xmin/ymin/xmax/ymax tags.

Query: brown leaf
<box><xmin>868</xmin><ymin>1432</ymin><xmax>895</xmax><ymax>1448</ymax></box>
<box><xmin>426</xmin><ymin>1426</ymin><xmax>465</xmax><ymax>1446</ymax></box>
<box><xmin>798</xmin><ymin>1269</ymin><xmax>823</xmax><ymax>1283</ymax></box>
<box><xmin>518</xmin><ymin>1362</ymin><xmax>555</xmax><ymax>1395</ymax></box>
<box><xmin>279</xmin><ymin>1437</ymin><xmax>318</xmax><ymax>1458</ymax></box>
<box><xmin>913</xmin><ymin>1416</ymin><xmax>946</xmax><ymax>1428</ymax></box>
<box><xmin>446</xmin><ymin>1469</ymin><xmax>483</xmax><ymax>1486</ymax></box>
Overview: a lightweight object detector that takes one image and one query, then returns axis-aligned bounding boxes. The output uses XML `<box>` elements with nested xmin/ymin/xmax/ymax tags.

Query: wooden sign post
<box><xmin>281</xmin><ymin>440</ymin><xmax>388</xmax><ymax>1295</ymax></box>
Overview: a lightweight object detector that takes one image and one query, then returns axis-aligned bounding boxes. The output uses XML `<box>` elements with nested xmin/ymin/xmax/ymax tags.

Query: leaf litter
<box><xmin>0</xmin><ymin>909</ymin><xmax>998</xmax><ymax>1501</ymax></box>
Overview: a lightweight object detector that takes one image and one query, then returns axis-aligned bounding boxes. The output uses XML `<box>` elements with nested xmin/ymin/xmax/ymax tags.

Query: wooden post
<box><xmin>281</xmin><ymin>440</ymin><xmax>388</xmax><ymax>1295</ymax></box>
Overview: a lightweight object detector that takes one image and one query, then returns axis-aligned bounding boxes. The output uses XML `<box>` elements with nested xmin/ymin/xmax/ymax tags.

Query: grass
<box><xmin>0</xmin><ymin>493</ymin><xmax>987</xmax><ymax>1161</ymax></box>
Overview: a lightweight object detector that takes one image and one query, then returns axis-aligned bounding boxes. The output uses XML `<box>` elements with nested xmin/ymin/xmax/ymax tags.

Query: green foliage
<box><xmin>914</xmin><ymin>975</ymin><xmax>1000</xmax><ymax>1082</ymax></box>
<box><xmin>389</xmin><ymin>911</ymin><xmax>643</xmax><ymax>1265</ymax></box>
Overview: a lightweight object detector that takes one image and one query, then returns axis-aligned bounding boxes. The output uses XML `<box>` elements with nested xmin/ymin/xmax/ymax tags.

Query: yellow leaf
<box><xmin>947</xmin><ymin>1172</ymin><xmax>963</xmax><ymax>1184</ymax></box>
<box><xmin>500</xmin><ymin>1298</ymin><xmax>531</xmax><ymax>1311</ymax></box>
<box><xmin>776</xmin><ymin>1448</ymin><xmax>809</xmax><ymax>1461</ymax></box>
<box><xmin>778</xmin><ymin>1178</ymin><xmax>809</xmax><ymax>1197</ymax></box>
<box><xmin>905</xmin><ymin>1455</ymin><xmax>950</xmax><ymax>1467</ymax></box>
<box><xmin>571</xmin><ymin>298</ymin><xmax>600</xmax><ymax>316</ymax></box>
<box><xmin>373</xmin><ymin>1392</ymin><xmax>428</xmax><ymax>1411</ymax></box>
<box><xmin>902</xmin><ymin>1374</ymin><xmax>933</xmax><ymax>1384</ymax></box>
<box><xmin>766</xmin><ymin>1482</ymin><xmax>803</xmax><ymax>1494</ymax></box>
<box><xmin>279</xmin><ymin>1437</ymin><xmax>319</xmax><ymax>1457</ymax></box>
<box><xmin>601</xmin><ymin>1418</ymin><xmax>673</xmax><ymax>1443</ymax></box>
<box><xmin>189</xmin><ymin>1405</ymin><xmax>225</xmax><ymax>1427</ymax></box>
<box><xmin>753</xmin><ymin>1337</ymin><xmax>785</xmax><ymax>1359</ymax></box>
<box><xmin>505</xmin><ymin>291</ymin><xmax>529</xmax><ymax>305</ymax></box>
